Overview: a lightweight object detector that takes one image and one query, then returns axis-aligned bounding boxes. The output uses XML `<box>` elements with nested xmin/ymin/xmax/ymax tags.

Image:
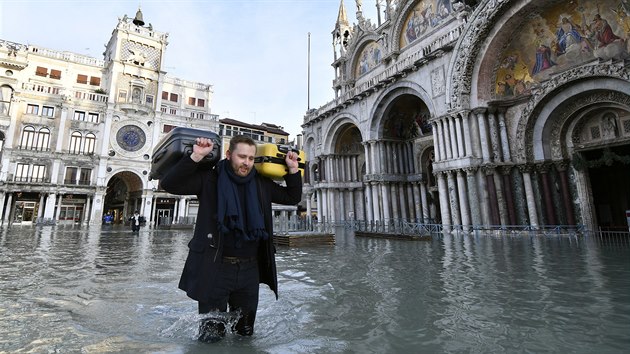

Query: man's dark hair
<box><xmin>229</xmin><ymin>135</ymin><xmax>257</xmax><ymax>152</ymax></box>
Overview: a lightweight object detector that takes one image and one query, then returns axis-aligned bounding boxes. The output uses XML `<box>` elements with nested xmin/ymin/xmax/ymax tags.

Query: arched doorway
<box><xmin>570</xmin><ymin>108</ymin><xmax>630</xmax><ymax>231</ymax></box>
<box><xmin>374</xmin><ymin>93</ymin><xmax>431</xmax><ymax>224</ymax></box>
<box><xmin>103</xmin><ymin>171</ymin><xmax>143</xmax><ymax>224</ymax></box>
<box><xmin>331</xmin><ymin>123</ymin><xmax>364</xmax><ymax>221</ymax></box>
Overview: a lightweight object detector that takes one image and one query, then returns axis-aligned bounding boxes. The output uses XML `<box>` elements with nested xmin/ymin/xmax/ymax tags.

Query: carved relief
<box><xmin>431</xmin><ymin>65</ymin><xmax>446</xmax><ymax>97</ymax></box>
<box><xmin>515</xmin><ymin>62</ymin><xmax>630</xmax><ymax>161</ymax></box>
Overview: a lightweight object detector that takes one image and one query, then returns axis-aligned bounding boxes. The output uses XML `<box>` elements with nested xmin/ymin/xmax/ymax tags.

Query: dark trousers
<box><xmin>198</xmin><ymin>259</ymin><xmax>259</xmax><ymax>338</ymax></box>
<box><xmin>131</xmin><ymin>223</ymin><xmax>140</xmax><ymax>232</ymax></box>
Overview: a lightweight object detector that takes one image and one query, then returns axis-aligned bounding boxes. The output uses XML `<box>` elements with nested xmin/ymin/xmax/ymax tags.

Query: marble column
<box><xmin>349</xmin><ymin>188</ymin><xmax>356</xmax><ymax>220</ymax></box>
<box><xmin>437</xmin><ymin>172</ymin><xmax>451</xmax><ymax>227</ymax></box>
<box><xmin>363</xmin><ymin>142</ymin><xmax>372</xmax><ymax>175</ymax></box>
<box><xmin>497</xmin><ymin>109</ymin><xmax>511</xmax><ymax>162</ymax></box>
<box><xmin>432</xmin><ymin>122</ymin><xmax>442</xmax><ymax>161</ymax></box>
<box><xmin>83</xmin><ymin>196</ymin><xmax>91</xmax><ymax>224</ymax></box>
<box><xmin>390</xmin><ymin>184</ymin><xmax>399</xmax><ymax>223</ymax></box>
<box><xmin>519</xmin><ymin>165</ymin><xmax>539</xmax><ymax>227</ymax></box>
<box><xmin>456</xmin><ymin>170</ymin><xmax>470</xmax><ymax>228</ymax></box>
<box><xmin>420</xmin><ymin>182</ymin><xmax>429</xmax><ymax>223</ymax></box>
<box><xmin>462</xmin><ymin>112</ymin><xmax>474</xmax><ymax>158</ymax></box>
<box><xmin>306</xmin><ymin>192</ymin><xmax>313</xmax><ymax>223</ymax></box>
<box><xmin>365</xmin><ymin>183</ymin><xmax>374</xmax><ymax>221</ymax></box>
<box><xmin>448</xmin><ymin>116</ymin><xmax>458</xmax><ymax>158</ymax></box>
<box><xmin>381</xmin><ymin>182</ymin><xmax>391</xmax><ymax>227</ymax></box>
<box><xmin>487</xmin><ymin>109</ymin><xmax>501</xmax><ymax>162</ymax></box>
<box><xmin>447</xmin><ymin>171</ymin><xmax>461</xmax><ymax>227</ymax></box>
<box><xmin>443</xmin><ymin>119</ymin><xmax>453</xmax><ymax>160</ymax></box>
<box><xmin>371</xmin><ymin>182</ymin><xmax>381</xmax><ymax>221</ymax></box>
<box><xmin>483</xmin><ymin>166</ymin><xmax>500</xmax><ymax>225</ymax></box>
<box><xmin>556</xmin><ymin>161</ymin><xmax>576</xmax><ymax>226</ymax></box>
<box><xmin>538</xmin><ymin>163</ymin><xmax>557</xmax><ymax>225</ymax></box>
<box><xmin>339</xmin><ymin>189</ymin><xmax>346</xmax><ymax>221</ymax></box>
<box><xmin>455</xmin><ymin>115</ymin><xmax>465</xmax><ymax>158</ymax></box>
<box><xmin>501</xmin><ymin>166</ymin><xmax>517</xmax><ymax>225</ymax></box>
<box><xmin>474</xmin><ymin>108</ymin><xmax>491</xmax><ymax>163</ymax></box>
<box><xmin>37</xmin><ymin>194</ymin><xmax>45</xmax><ymax>219</ymax></box>
<box><xmin>54</xmin><ymin>193</ymin><xmax>63</xmax><ymax>221</ymax></box>
<box><xmin>465</xmin><ymin>167</ymin><xmax>482</xmax><ymax>227</ymax></box>
<box><xmin>3</xmin><ymin>193</ymin><xmax>13</xmax><ymax>224</ymax></box>
<box><xmin>407</xmin><ymin>184</ymin><xmax>415</xmax><ymax>221</ymax></box>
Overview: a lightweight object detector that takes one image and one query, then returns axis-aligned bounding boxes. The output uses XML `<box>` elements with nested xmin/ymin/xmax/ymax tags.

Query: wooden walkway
<box><xmin>273</xmin><ymin>232</ymin><xmax>335</xmax><ymax>246</ymax></box>
<box><xmin>355</xmin><ymin>231</ymin><xmax>432</xmax><ymax>241</ymax></box>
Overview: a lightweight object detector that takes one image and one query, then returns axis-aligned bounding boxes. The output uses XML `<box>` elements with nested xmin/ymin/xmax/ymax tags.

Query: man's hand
<box><xmin>285</xmin><ymin>151</ymin><xmax>300</xmax><ymax>174</ymax></box>
<box><xmin>191</xmin><ymin>137</ymin><xmax>214</xmax><ymax>162</ymax></box>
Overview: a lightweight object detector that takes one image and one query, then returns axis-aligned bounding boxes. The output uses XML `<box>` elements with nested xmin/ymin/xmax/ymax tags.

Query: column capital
<box><xmin>536</xmin><ymin>161</ymin><xmax>553</xmax><ymax>173</ymax></box>
<box><xmin>472</xmin><ymin>107</ymin><xmax>488</xmax><ymax>115</ymax></box>
<box><xmin>463</xmin><ymin>166</ymin><xmax>478</xmax><ymax>174</ymax></box>
<box><xmin>500</xmin><ymin>165</ymin><xmax>514</xmax><ymax>175</ymax></box>
<box><xmin>481</xmin><ymin>164</ymin><xmax>497</xmax><ymax>175</ymax></box>
<box><xmin>517</xmin><ymin>163</ymin><xmax>534</xmax><ymax>174</ymax></box>
<box><xmin>554</xmin><ymin>159</ymin><xmax>570</xmax><ymax>171</ymax></box>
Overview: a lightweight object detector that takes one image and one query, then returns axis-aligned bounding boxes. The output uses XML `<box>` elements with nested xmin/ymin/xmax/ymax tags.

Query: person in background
<box><xmin>160</xmin><ymin>135</ymin><xmax>302</xmax><ymax>343</ymax></box>
<box><xmin>129</xmin><ymin>210</ymin><xmax>141</xmax><ymax>232</ymax></box>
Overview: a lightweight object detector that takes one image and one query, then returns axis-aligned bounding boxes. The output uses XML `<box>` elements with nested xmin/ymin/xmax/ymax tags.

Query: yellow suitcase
<box><xmin>254</xmin><ymin>144</ymin><xmax>306</xmax><ymax>180</ymax></box>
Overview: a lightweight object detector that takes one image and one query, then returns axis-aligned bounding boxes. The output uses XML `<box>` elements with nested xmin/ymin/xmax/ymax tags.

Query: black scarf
<box><xmin>216</xmin><ymin>159</ymin><xmax>268</xmax><ymax>246</ymax></box>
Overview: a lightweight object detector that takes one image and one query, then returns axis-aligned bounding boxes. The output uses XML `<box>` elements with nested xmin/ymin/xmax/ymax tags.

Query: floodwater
<box><xmin>1</xmin><ymin>225</ymin><xmax>629</xmax><ymax>353</ymax></box>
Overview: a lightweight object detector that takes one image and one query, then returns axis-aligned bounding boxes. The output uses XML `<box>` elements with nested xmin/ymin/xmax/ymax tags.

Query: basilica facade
<box><xmin>302</xmin><ymin>0</ymin><xmax>630</xmax><ymax>231</ymax></box>
<box><xmin>0</xmin><ymin>10</ymin><xmax>219</xmax><ymax>226</ymax></box>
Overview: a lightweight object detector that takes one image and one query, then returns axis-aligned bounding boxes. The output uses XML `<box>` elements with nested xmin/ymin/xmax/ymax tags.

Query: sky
<box><xmin>0</xmin><ymin>0</ymin><xmax>380</xmax><ymax>139</ymax></box>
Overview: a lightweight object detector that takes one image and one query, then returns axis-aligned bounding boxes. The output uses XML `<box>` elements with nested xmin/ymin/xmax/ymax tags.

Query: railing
<box><xmin>272</xmin><ymin>217</ymin><xmax>628</xmax><ymax>239</ymax></box>
<box><xmin>22</xmin><ymin>82</ymin><xmax>60</xmax><ymax>95</ymax></box>
<box><xmin>29</xmin><ymin>46</ymin><xmax>105</xmax><ymax>67</ymax></box>
<box><xmin>74</xmin><ymin>91</ymin><xmax>108</xmax><ymax>103</ymax></box>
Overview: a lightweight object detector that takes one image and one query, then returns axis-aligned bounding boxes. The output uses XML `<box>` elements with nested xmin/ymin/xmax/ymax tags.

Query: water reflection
<box><xmin>0</xmin><ymin>226</ymin><xmax>629</xmax><ymax>353</ymax></box>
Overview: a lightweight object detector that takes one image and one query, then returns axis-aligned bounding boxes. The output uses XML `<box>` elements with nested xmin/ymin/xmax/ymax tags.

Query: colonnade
<box><xmin>312</xmin><ymin>138</ymin><xmax>440</xmax><ymax>225</ymax></box>
<box><xmin>431</xmin><ymin>108</ymin><xmax>577</xmax><ymax>228</ymax></box>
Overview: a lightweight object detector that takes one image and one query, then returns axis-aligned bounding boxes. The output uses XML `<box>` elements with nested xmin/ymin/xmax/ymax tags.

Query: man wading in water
<box><xmin>161</xmin><ymin>135</ymin><xmax>302</xmax><ymax>342</ymax></box>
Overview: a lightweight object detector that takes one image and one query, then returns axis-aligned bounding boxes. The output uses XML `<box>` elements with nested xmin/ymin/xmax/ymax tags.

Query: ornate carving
<box><xmin>450</xmin><ymin>0</ymin><xmax>511</xmax><ymax>109</ymax></box>
<box><xmin>515</xmin><ymin>63</ymin><xmax>630</xmax><ymax>162</ymax></box>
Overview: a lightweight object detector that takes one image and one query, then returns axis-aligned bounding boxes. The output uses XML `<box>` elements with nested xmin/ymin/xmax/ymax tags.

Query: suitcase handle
<box><xmin>153</xmin><ymin>148</ymin><xmax>168</xmax><ymax>163</ymax></box>
<box><xmin>276</xmin><ymin>144</ymin><xmax>302</xmax><ymax>161</ymax></box>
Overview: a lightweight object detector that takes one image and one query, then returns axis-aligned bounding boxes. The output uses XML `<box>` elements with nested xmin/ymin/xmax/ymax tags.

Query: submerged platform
<box><xmin>273</xmin><ymin>232</ymin><xmax>335</xmax><ymax>246</ymax></box>
<box><xmin>355</xmin><ymin>231</ymin><xmax>432</xmax><ymax>241</ymax></box>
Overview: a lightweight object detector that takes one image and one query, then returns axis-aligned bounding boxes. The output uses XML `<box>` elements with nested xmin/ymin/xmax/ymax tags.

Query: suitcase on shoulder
<box><xmin>254</xmin><ymin>143</ymin><xmax>306</xmax><ymax>180</ymax></box>
<box><xmin>149</xmin><ymin>127</ymin><xmax>221</xmax><ymax>180</ymax></box>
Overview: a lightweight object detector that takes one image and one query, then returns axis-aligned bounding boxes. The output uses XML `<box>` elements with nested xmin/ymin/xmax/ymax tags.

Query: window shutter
<box><xmin>36</xmin><ymin>66</ymin><xmax>48</xmax><ymax>77</ymax></box>
<box><xmin>77</xmin><ymin>74</ymin><xmax>88</xmax><ymax>84</ymax></box>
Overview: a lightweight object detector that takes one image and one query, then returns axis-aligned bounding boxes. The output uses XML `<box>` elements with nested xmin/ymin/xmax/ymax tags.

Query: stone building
<box><xmin>0</xmin><ymin>9</ymin><xmax>218</xmax><ymax>226</ymax></box>
<box><xmin>302</xmin><ymin>0</ymin><xmax>630</xmax><ymax>231</ymax></box>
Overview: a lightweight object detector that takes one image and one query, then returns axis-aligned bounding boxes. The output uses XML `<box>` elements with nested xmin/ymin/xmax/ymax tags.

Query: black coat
<box><xmin>160</xmin><ymin>155</ymin><xmax>302</xmax><ymax>301</ymax></box>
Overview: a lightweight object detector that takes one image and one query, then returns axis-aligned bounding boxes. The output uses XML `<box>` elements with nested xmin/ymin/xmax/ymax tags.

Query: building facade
<box><xmin>303</xmin><ymin>0</ymin><xmax>630</xmax><ymax>231</ymax></box>
<box><xmin>0</xmin><ymin>10</ymin><xmax>219</xmax><ymax>226</ymax></box>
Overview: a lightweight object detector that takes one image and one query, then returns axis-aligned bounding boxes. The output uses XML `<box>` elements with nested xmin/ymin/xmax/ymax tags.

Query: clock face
<box><xmin>116</xmin><ymin>124</ymin><xmax>146</xmax><ymax>152</ymax></box>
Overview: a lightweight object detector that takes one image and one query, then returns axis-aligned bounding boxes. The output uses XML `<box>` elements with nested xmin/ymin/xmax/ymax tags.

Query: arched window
<box><xmin>84</xmin><ymin>133</ymin><xmax>96</xmax><ymax>154</ymax></box>
<box><xmin>36</xmin><ymin>128</ymin><xmax>50</xmax><ymax>151</ymax></box>
<box><xmin>69</xmin><ymin>131</ymin><xmax>82</xmax><ymax>154</ymax></box>
<box><xmin>0</xmin><ymin>85</ymin><xmax>13</xmax><ymax>116</ymax></box>
<box><xmin>19</xmin><ymin>126</ymin><xmax>36</xmax><ymax>150</ymax></box>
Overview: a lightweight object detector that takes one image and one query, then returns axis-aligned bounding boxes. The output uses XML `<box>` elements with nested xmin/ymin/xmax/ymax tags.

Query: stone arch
<box><xmin>515</xmin><ymin>67</ymin><xmax>630</xmax><ymax>162</ymax></box>
<box><xmin>393</xmin><ymin>0</ymin><xmax>457</xmax><ymax>51</ymax></box>
<box><xmin>304</xmin><ymin>136</ymin><xmax>317</xmax><ymax>183</ymax></box>
<box><xmin>349</xmin><ymin>36</ymin><xmax>384</xmax><ymax>80</ymax></box>
<box><xmin>102</xmin><ymin>170</ymin><xmax>144</xmax><ymax>223</ymax></box>
<box><xmin>447</xmin><ymin>0</ymin><xmax>517</xmax><ymax>109</ymax></box>
<box><xmin>322</xmin><ymin>113</ymin><xmax>361</xmax><ymax>153</ymax></box>
<box><xmin>369</xmin><ymin>80</ymin><xmax>434</xmax><ymax>141</ymax></box>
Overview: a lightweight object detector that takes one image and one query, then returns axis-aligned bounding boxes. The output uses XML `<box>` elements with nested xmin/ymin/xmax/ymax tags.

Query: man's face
<box><xmin>226</xmin><ymin>143</ymin><xmax>256</xmax><ymax>177</ymax></box>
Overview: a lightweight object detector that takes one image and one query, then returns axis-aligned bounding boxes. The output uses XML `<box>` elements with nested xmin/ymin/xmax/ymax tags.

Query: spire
<box><xmin>336</xmin><ymin>0</ymin><xmax>349</xmax><ymax>28</ymax></box>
